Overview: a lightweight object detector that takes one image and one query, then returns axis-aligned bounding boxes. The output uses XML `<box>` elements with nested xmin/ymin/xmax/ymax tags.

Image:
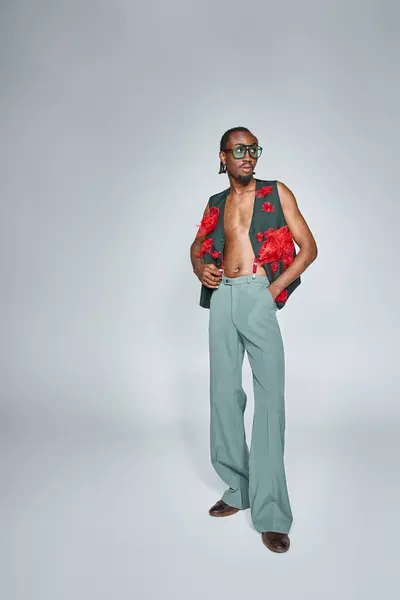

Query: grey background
<box><xmin>1</xmin><ymin>0</ymin><xmax>399</xmax><ymax>598</ymax></box>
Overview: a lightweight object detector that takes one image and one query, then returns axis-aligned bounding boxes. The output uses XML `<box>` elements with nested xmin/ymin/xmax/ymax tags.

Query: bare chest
<box><xmin>224</xmin><ymin>193</ymin><xmax>255</xmax><ymax>236</ymax></box>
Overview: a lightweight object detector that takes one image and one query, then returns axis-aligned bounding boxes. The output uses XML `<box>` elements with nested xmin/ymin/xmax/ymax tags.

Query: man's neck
<box><xmin>228</xmin><ymin>175</ymin><xmax>256</xmax><ymax>195</ymax></box>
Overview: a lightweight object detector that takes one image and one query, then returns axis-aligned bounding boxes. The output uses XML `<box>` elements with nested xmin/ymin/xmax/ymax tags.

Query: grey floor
<box><xmin>2</xmin><ymin>400</ymin><xmax>398</xmax><ymax>600</ymax></box>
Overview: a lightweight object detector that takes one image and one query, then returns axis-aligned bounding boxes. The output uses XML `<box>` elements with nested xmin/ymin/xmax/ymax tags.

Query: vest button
<box><xmin>220</xmin><ymin>238</ymin><xmax>224</xmax><ymax>242</ymax></box>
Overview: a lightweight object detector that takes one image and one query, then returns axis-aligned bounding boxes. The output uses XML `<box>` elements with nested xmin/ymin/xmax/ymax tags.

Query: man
<box><xmin>190</xmin><ymin>126</ymin><xmax>318</xmax><ymax>553</ymax></box>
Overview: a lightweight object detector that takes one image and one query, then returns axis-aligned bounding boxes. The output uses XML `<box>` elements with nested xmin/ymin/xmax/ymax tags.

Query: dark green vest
<box><xmin>199</xmin><ymin>178</ymin><xmax>301</xmax><ymax>310</ymax></box>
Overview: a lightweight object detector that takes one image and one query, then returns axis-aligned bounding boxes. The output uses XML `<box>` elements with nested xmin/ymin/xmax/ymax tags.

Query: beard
<box><xmin>236</xmin><ymin>173</ymin><xmax>253</xmax><ymax>185</ymax></box>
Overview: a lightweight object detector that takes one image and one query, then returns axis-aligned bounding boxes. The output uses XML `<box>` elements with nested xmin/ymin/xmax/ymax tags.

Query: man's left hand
<box><xmin>267</xmin><ymin>284</ymin><xmax>279</xmax><ymax>301</ymax></box>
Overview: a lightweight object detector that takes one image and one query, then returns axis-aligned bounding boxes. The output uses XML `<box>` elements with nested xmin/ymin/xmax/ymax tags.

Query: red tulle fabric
<box><xmin>255</xmin><ymin>185</ymin><xmax>273</xmax><ymax>198</ymax></box>
<box><xmin>256</xmin><ymin>232</ymin><xmax>264</xmax><ymax>242</ymax></box>
<box><xmin>276</xmin><ymin>289</ymin><xmax>288</xmax><ymax>303</ymax></box>
<box><xmin>197</xmin><ymin>237</ymin><xmax>213</xmax><ymax>258</ymax></box>
<box><xmin>261</xmin><ymin>201</ymin><xmax>275</xmax><ymax>213</ymax></box>
<box><xmin>271</xmin><ymin>261</ymin><xmax>279</xmax><ymax>273</ymax></box>
<box><xmin>196</xmin><ymin>206</ymin><xmax>220</xmax><ymax>237</ymax></box>
<box><xmin>257</xmin><ymin>225</ymin><xmax>294</xmax><ymax>268</ymax></box>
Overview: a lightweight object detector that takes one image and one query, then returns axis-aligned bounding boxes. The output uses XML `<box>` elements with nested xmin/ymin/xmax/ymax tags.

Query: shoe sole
<box><xmin>261</xmin><ymin>536</ymin><xmax>291</xmax><ymax>553</ymax></box>
<box><xmin>209</xmin><ymin>508</ymin><xmax>240</xmax><ymax>517</ymax></box>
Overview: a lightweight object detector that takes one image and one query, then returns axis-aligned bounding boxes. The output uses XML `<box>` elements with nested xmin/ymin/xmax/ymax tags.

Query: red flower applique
<box><xmin>271</xmin><ymin>261</ymin><xmax>279</xmax><ymax>273</ymax></box>
<box><xmin>196</xmin><ymin>206</ymin><xmax>220</xmax><ymax>237</ymax></box>
<box><xmin>261</xmin><ymin>201</ymin><xmax>275</xmax><ymax>213</ymax></box>
<box><xmin>197</xmin><ymin>238</ymin><xmax>220</xmax><ymax>262</ymax></box>
<box><xmin>256</xmin><ymin>232</ymin><xmax>264</xmax><ymax>242</ymax></box>
<box><xmin>276</xmin><ymin>289</ymin><xmax>288</xmax><ymax>303</ymax></box>
<box><xmin>256</xmin><ymin>227</ymin><xmax>274</xmax><ymax>242</ymax></box>
<box><xmin>197</xmin><ymin>237</ymin><xmax>213</xmax><ymax>258</ymax></box>
<box><xmin>256</xmin><ymin>225</ymin><xmax>295</xmax><ymax>269</ymax></box>
<box><xmin>255</xmin><ymin>185</ymin><xmax>273</xmax><ymax>198</ymax></box>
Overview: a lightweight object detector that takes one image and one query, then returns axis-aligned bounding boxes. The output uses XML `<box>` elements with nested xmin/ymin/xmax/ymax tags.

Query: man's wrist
<box><xmin>269</xmin><ymin>280</ymin><xmax>283</xmax><ymax>294</ymax></box>
<box><xmin>268</xmin><ymin>279</ymin><xmax>285</xmax><ymax>300</ymax></box>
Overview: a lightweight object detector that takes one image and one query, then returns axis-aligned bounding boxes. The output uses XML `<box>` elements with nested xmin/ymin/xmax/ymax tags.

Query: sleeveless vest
<box><xmin>198</xmin><ymin>178</ymin><xmax>301</xmax><ymax>310</ymax></box>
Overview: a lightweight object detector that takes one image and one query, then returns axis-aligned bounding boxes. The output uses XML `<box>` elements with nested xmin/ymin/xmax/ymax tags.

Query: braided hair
<box><xmin>218</xmin><ymin>126</ymin><xmax>253</xmax><ymax>174</ymax></box>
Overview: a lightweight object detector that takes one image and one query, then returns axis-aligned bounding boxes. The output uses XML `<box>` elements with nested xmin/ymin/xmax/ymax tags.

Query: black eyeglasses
<box><xmin>223</xmin><ymin>144</ymin><xmax>263</xmax><ymax>159</ymax></box>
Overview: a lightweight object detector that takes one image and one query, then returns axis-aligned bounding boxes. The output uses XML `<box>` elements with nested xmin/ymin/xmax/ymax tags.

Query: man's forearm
<box><xmin>269</xmin><ymin>245</ymin><xmax>317</xmax><ymax>294</ymax></box>
<box><xmin>190</xmin><ymin>239</ymin><xmax>203</xmax><ymax>276</ymax></box>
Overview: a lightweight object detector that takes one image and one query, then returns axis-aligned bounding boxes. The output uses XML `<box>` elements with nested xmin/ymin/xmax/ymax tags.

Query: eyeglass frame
<box><xmin>222</xmin><ymin>143</ymin><xmax>263</xmax><ymax>159</ymax></box>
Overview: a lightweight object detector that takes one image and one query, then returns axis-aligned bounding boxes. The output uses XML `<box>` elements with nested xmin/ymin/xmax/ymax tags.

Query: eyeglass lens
<box><xmin>232</xmin><ymin>145</ymin><xmax>261</xmax><ymax>158</ymax></box>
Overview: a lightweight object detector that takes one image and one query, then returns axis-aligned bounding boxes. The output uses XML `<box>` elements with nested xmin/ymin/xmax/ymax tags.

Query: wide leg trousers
<box><xmin>208</xmin><ymin>274</ymin><xmax>292</xmax><ymax>534</ymax></box>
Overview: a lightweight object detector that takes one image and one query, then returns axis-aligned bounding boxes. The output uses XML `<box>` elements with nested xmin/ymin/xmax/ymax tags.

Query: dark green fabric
<box><xmin>199</xmin><ymin>178</ymin><xmax>301</xmax><ymax>310</ymax></box>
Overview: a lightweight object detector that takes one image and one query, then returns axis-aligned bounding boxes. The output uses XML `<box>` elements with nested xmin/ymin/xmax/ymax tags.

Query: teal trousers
<box><xmin>208</xmin><ymin>274</ymin><xmax>292</xmax><ymax>534</ymax></box>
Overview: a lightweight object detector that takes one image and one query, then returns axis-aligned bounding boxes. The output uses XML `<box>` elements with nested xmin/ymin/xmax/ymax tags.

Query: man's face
<box><xmin>220</xmin><ymin>131</ymin><xmax>259</xmax><ymax>185</ymax></box>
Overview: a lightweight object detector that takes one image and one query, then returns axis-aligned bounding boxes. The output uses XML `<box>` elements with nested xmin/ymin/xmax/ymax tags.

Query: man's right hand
<box><xmin>195</xmin><ymin>264</ymin><xmax>223</xmax><ymax>289</ymax></box>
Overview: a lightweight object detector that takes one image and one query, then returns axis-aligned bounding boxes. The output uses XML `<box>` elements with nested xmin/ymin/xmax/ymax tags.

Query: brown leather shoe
<box><xmin>208</xmin><ymin>499</ymin><xmax>240</xmax><ymax>517</ymax></box>
<box><xmin>261</xmin><ymin>531</ymin><xmax>290</xmax><ymax>553</ymax></box>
